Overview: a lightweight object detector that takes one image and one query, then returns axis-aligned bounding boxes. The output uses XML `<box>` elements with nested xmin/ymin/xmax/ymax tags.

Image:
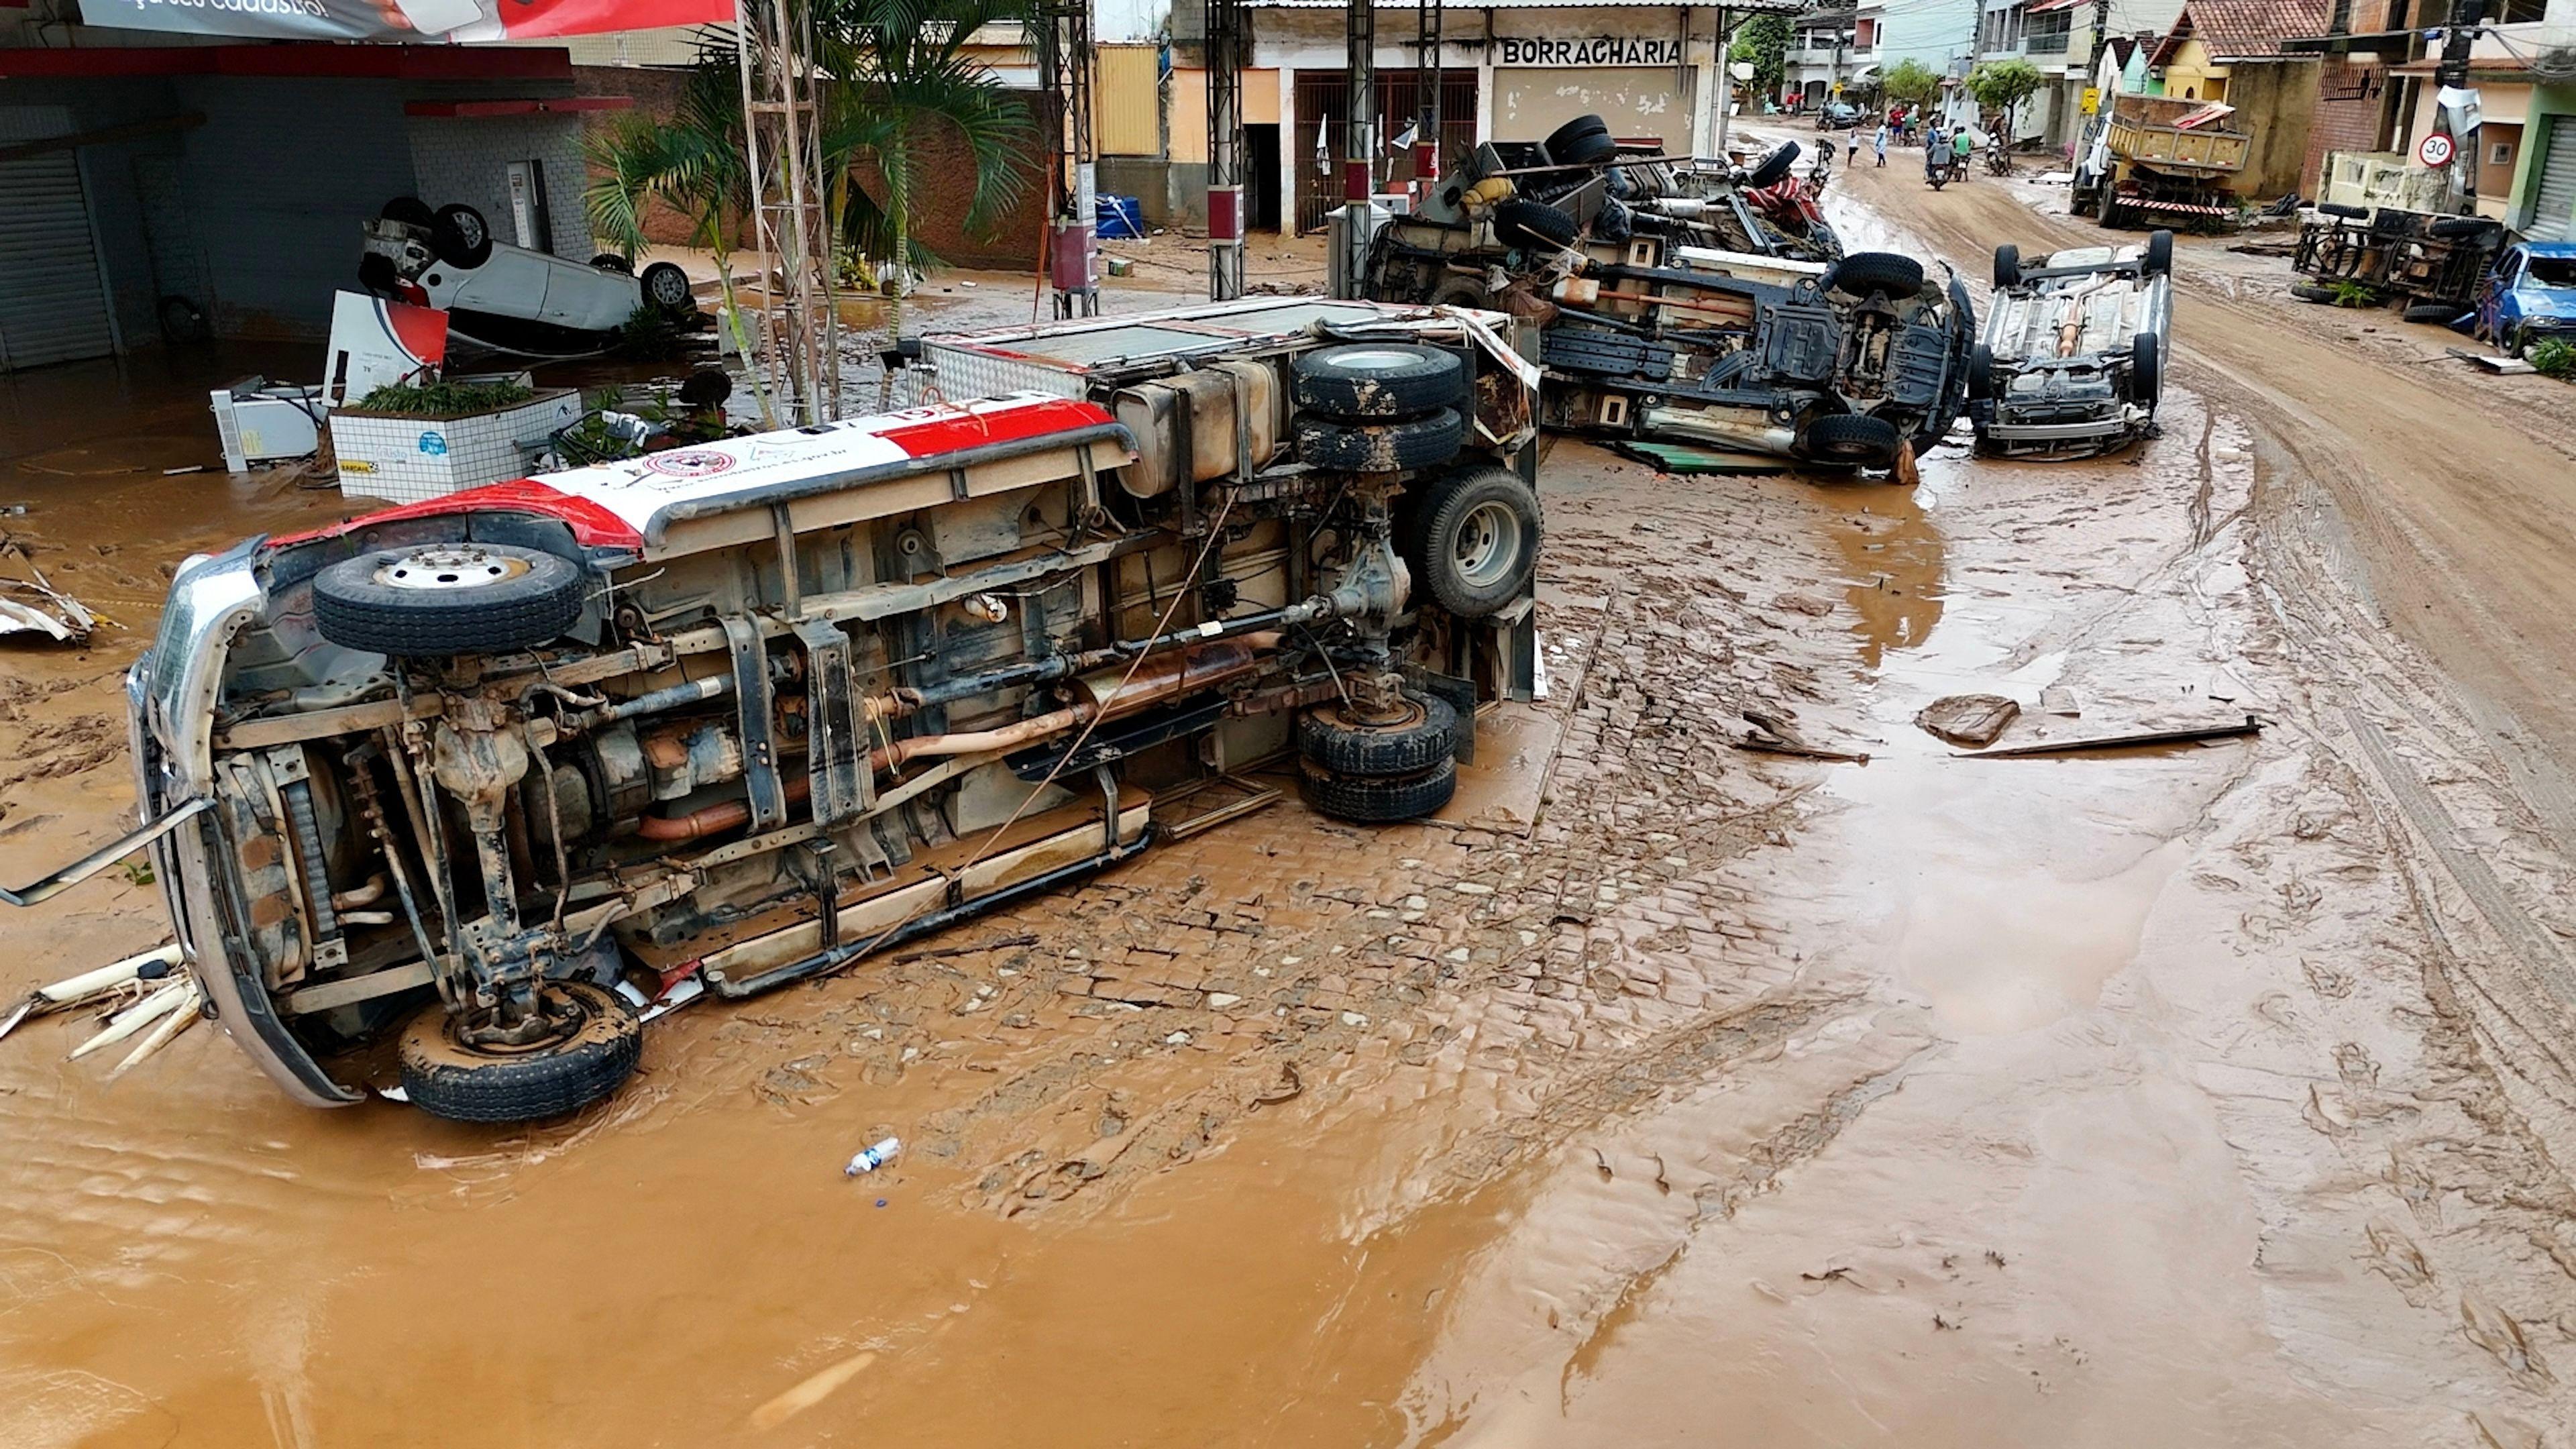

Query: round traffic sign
<box><xmin>2418</xmin><ymin>131</ymin><xmax>2456</xmax><ymax>167</ymax></box>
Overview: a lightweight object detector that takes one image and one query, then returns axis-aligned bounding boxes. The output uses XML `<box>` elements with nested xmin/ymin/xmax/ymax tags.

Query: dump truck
<box><xmin>2070</xmin><ymin>95</ymin><xmax>2251</xmax><ymax>231</ymax></box>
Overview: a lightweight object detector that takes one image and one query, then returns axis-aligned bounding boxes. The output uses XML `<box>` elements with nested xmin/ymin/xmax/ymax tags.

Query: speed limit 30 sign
<box><xmin>2418</xmin><ymin>131</ymin><xmax>2457</xmax><ymax>168</ymax></box>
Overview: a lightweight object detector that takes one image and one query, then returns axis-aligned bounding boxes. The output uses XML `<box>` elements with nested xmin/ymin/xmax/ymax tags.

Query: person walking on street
<box><xmin>1874</xmin><ymin>121</ymin><xmax>1888</xmax><ymax>167</ymax></box>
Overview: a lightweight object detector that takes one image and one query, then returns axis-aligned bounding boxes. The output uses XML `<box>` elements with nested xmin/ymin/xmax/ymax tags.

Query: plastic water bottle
<box><xmin>843</xmin><ymin>1136</ymin><xmax>901</xmax><ymax>1177</ymax></box>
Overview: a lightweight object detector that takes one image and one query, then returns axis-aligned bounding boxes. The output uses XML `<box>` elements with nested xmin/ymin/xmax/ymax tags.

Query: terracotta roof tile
<box><xmin>2170</xmin><ymin>0</ymin><xmax>2336</xmax><ymax>58</ymax></box>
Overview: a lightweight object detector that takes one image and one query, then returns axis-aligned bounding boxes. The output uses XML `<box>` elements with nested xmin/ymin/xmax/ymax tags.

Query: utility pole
<box><xmin>1038</xmin><ymin>0</ymin><xmax>1099</xmax><ymax>318</ymax></box>
<box><xmin>1332</xmin><ymin>0</ymin><xmax>1377</xmax><ymax>296</ymax></box>
<box><xmin>2434</xmin><ymin>0</ymin><xmax>2488</xmax><ymax>211</ymax></box>
<box><xmin>1413</xmin><ymin>0</ymin><xmax>1444</xmax><ymax>200</ymax></box>
<box><xmin>1713</xmin><ymin>5</ymin><xmax>1735</xmax><ymax>160</ymax></box>
<box><xmin>1207</xmin><ymin>0</ymin><xmax>1247</xmax><ymax>299</ymax></box>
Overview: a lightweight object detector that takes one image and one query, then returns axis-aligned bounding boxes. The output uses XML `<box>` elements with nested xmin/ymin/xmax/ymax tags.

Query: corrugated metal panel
<box><xmin>1245</xmin><ymin>68</ymin><xmax>1281</xmax><ymax>127</ymax></box>
<box><xmin>2530</xmin><ymin>115</ymin><xmax>2576</xmax><ymax>243</ymax></box>
<box><xmin>0</xmin><ymin>106</ymin><xmax>116</xmax><ymax>372</ymax></box>
<box><xmin>1170</xmin><ymin>68</ymin><xmax>1210</xmax><ymax>164</ymax></box>
<box><xmin>1097</xmin><ymin>45</ymin><xmax>1164</xmax><ymax>157</ymax></box>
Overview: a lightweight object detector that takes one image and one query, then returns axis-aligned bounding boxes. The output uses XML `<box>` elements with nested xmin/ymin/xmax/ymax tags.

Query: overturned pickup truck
<box><xmin>13</xmin><ymin>299</ymin><xmax>1544</xmax><ymax>1122</ymax></box>
<box><xmin>1972</xmin><ymin>232</ymin><xmax>2171</xmax><ymax>458</ymax></box>
<box><xmin>1364</xmin><ymin>121</ymin><xmax>1842</xmax><ymax>315</ymax></box>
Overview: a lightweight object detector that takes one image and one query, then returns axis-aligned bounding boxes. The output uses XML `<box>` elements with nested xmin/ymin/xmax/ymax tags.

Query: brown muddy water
<box><xmin>7</xmin><ymin>193</ymin><xmax>2576</xmax><ymax>1447</ymax></box>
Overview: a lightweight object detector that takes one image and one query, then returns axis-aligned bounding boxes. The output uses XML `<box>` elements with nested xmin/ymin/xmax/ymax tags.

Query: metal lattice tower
<box><xmin>1411</xmin><ymin>0</ymin><xmax>1442</xmax><ymax>197</ymax></box>
<box><xmin>1206</xmin><ymin>0</ymin><xmax>1248</xmax><ymax>301</ymax></box>
<box><xmin>1037</xmin><ymin>0</ymin><xmax>1100</xmax><ymax>318</ymax></box>
<box><xmin>733</xmin><ymin>0</ymin><xmax>842</xmax><ymax>424</ymax></box>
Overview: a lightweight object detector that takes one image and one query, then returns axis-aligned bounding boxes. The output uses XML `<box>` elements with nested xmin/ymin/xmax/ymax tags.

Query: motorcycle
<box><xmin>1926</xmin><ymin>154</ymin><xmax>1957</xmax><ymax>191</ymax></box>
<box><xmin>1986</xmin><ymin>139</ymin><xmax>2012</xmax><ymax>177</ymax></box>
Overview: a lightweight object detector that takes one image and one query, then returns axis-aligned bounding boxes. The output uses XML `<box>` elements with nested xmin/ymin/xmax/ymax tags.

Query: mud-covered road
<box><xmin>6</xmin><ymin>157</ymin><xmax>2576</xmax><ymax>1447</ymax></box>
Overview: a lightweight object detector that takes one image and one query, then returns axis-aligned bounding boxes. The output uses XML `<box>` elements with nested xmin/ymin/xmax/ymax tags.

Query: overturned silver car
<box><xmin>16</xmin><ymin>300</ymin><xmax>1544</xmax><ymax>1123</ymax></box>
<box><xmin>1972</xmin><ymin>232</ymin><xmax>2173</xmax><ymax>459</ymax></box>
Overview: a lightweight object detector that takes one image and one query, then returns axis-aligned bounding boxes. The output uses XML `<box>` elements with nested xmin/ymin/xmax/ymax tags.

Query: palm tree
<box><xmin>586</xmin><ymin>0</ymin><xmax>1038</xmax><ymax>413</ymax></box>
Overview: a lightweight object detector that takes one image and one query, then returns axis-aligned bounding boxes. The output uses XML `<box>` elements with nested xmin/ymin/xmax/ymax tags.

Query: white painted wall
<box><xmin>1097</xmin><ymin>0</ymin><xmax>1171</xmax><ymax>44</ymax></box>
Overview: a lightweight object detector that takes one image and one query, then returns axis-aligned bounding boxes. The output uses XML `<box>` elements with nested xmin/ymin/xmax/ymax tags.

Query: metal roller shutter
<box><xmin>2528</xmin><ymin>115</ymin><xmax>2576</xmax><ymax>243</ymax></box>
<box><xmin>0</xmin><ymin>107</ymin><xmax>115</xmax><ymax>372</ymax></box>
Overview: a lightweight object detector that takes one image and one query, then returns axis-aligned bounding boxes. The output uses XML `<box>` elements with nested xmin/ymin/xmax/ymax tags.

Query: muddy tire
<box><xmin>431</xmin><ymin>203</ymin><xmax>492</xmax><ymax>268</ymax></box>
<box><xmin>1968</xmin><ymin>343</ymin><xmax>1996</xmax><ymax>401</ymax></box>
<box><xmin>1749</xmin><ymin>142</ymin><xmax>1799</xmax><ymax>190</ymax></box>
<box><xmin>1293</xmin><ymin>409</ymin><xmax>1463</xmax><ymax>472</ymax></box>
<box><xmin>2095</xmin><ymin>186</ymin><xmax>2123</xmax><ymax>229</ymax></box>
<box><xmin>1291</xmin><ymin>344</ymin><xmax>1466</xmax><ymax>419</ymax></box>
<box><xmin>1494</xmin><ymin>199</ymin><xmax>1578</xmax><ymax>249</ymax></box>
<box><xmin>1299</xmin><ymin>691</ymin><xmax>1457</xmax><ymax>776</ymax></box>
<box><xmin>399</xmin><ymin>982</ymin><xmax>641</xmax><ymax>1124</ymax></box>
<box><xmin>2429</xmin><ymin>215</ymin><xmax>2489</xmax><ymax>239</ymax></box>
<box><xmin>2404</xmin><ymin>302</ymin><xmax>2467</xmax><ymax>325</ymax></box>
<box><xmin>1299</xmin><ymin>757</ymin><xmax>1456</xmax><ymax>823</ymax></box>
<box><xmin>1992</xmin><ymin>244</ymin><xmax>2022</xmax><ymax>290</ymax></box>
<box><xmin>1403</xmin><ymin>464</ymin><xmax>1541</xmax><ymax>617</ymax></box>
<box><xmin>2142</xmin><ymin>229</ymin><xmax>2174</xmax><ymax>278</ymax></box>
<box><xmin>2317</xmin><ymin>202</ymin><xmax>2368</xmax><ymax>219</ymax></box>
<box><xmin>2130</xmin><ymin>331</ymin><xmax>2161</xmax><ymax>409</ymax></box>
<box><xmin>1801</xmin><ymin>413</ymin><xmax>1902</xmax><ymax>467</ymax></box>
<box><xmin>2290</xmin><ymin>283</ymin><xmax>2339</xmax><ymax>304</ymax></box>
<box><xmin>313</xmin><ymin>543</ymin><xmax>588</xmax><ymax>657</ymax></box>
<box><xmin>641</xmin><ymin>261</ymin><xmax>695</xmax><ymax>315</ymax></box>
<box><xmin>1823</xmin><ymin>252</ymin><xmax>1925</xmax><ymax>299</ymax></box>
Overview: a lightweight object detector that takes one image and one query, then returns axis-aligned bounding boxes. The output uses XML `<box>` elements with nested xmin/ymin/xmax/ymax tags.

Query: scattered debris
<box><xmin>1800</xmin><ymin>1265</ymin><xmax>1855</xmax><ymax>1283</ymax></box>
<box><xmin>843</xmin><ymin>1136</ymin><xmax>902</xmax><ymax>1177</ymax></box>
<box><xmin>1965</xmin><ymin>712</ymin><xmax>2266</xmax><ymax>757</ymax></box>
<box><xmin>0</xmin><ymin>943</ymin><xmax>184</xmax><ymax>1042</ymax></box>
<box><xmin>2039</xmin><ymin>685</ymin><xmax>2082</xmax><ymax>717</ymax></box>
<box><xmin>1251</xmin><ymin>1062</ymin><xmax>1303</xmax><ymax>1108</ymax></box>
<box><xmin>0</xmin><ymin>539</ymin><xmax>102</xmax><ymax>644</ymax></box>
<box><xmin>2449</xmin><ymin>347</ymin><xmax>2536</xmax><ymax>375</ymax></box>
<box><xmin>1734</xmin><ymin>708</ymin><xmax>1872</xmax><ymax>764</ymax></box>
<box><xmin>893</xmin><ymin>932</ymin><xmax>1038</xmax><ymax>965</ymax></box>
<box><xmin>1915</xmin><ymin>694</ymin><xmax>2022</xmax><ymax>748</ymax></box>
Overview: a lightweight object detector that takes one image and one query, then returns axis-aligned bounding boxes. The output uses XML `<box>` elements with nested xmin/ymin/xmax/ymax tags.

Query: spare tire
<box><xmin>1992</xmin><ymin>243</ymin><xmax>2023</xmax><ymax>290</ymax></box>
<box><xmin>313</xmin><ymin>543</ymin><xmax>588</xmax><ymax>656</ymax></box>
<box><xmin>1494</xmin><ymin>198</ymin><xmax>1577</xmax><ymax>249</ymax></box>
<box><xmin>1801</xmin><ymin>413</ymin><xmax>1902</xmax><ymax>467</ymax></box>
<box><xmin>1749</xmin><ymin>142</ymin><xmax>1800</xmax><ymax>191</ymax></box>
<box><xmin>1299</xmin><ymin>757</ymin><xmax>1457</xmax><ymax>824</ymax></box>
<box><xmin>1291</xmin><ymin>343</ymin><xmax>1467</xmax><ymax>419</ymax></box>
<box><xmin>1404</xmin><ymin>464</ymin><xmax>1542</xmax><ymax>618</ymax></box>
<box><xmin>1293</xmin><ymin>409</ymin><xmax>1464</xmax><ymax>472</ymax></box>
<box><xmin>2142</xmin><ymin>229</ymin><xmax>2174</xmax><ymax>278</ymax></box>
<box><xmin>431</xmin><ymin>203</ymin><xmax>492</xmax><ymax>268</ymax></box>
<box><xmin>1299</xmin><ymin>691</ymin><xmax>1457</xmax><ymax>777</ymax></box>
<box><xmin>398</xmin><ymin>982</ymin><xmax>641</xmax><ymax>1124</ymax></box>
<box><xmin>1823</xmin><ymin>251</ymin><xmax>1926</xmax><ymax>299</ymax></box>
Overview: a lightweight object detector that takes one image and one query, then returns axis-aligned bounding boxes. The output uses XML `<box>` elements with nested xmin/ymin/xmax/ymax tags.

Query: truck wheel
<box><xmin>2429</xmin><ymin>215</ymin><xmax>2491</xmax><ymax>239</ymax></box>
<box><xmin>1404</xmin><ymin>464</ymin><xmax>1540</xmax><ymax>617</ymax></box>
<box><xmin>1299</xmin><ymin>690</ymin><xmax>1456</xmax><ymax>776</ymax></box>
<box><xmin>2317</xmin><ymin>202</ymin><xmax>2368</xmax><ymax>219</ymax></box>
<box><xmin>2142</xmin><ymin>229</ymin><xmax>2174</xmax><ymax>278</ymax></box>
<box><xmin>2290</xmin><ymin>283</ymin><xmax>2339</xmax><ymax>303</ymax></box>
<box><xmin>398</xmin><ymin>982</ymin><xmax>641</xmax><ymax>1124</ymax></box>
<box><xmin>1749</xmin><ymin>142</ymin><xmax>1799</xmax><ymax>190</ymax></box>
<box><xmin>1992</xmin><ymin>244</ymin><xmax>2022</xmax><ymax>289</ymax></box>
<box><xmin>1823</xmin><ymin>252</ymin><xmax>1925</xmax><ymax>299</ymax></box>
<box><xmin>2095</xmin><ymin>186</ymin><xmax>2122</xmax><ymax>229</ymax></box>
<box><xmin>1494</xmin><ymin>199</ymin><xmax>1577</xmax><ymax>248</ymax></box>
<box><xmin>313</xmin><ymin>543</ymin><xmax>588</xmax><ymax>657</ymax></box>
<box><xmin>1299</xmin><ymin>758</ymin><xmax>1456</xmax><ymax>823</ymax></box>
<box><xmin>1968</xmin><ymin>343</ymin><xmax>1996</xmax><ymax>401</ymax></box>
<box><xmin>431</xmin><ymin>203</ymin><xmax>493</xmax><ymax>268</ymax></box>
<box><xmin>1801</xmin><ymin>413</ymin><xmax>1902</xmax><ymax>467</ymax></box>
<box><xmin>641</xmin><ymin>261</ymin><xmax>695</xmax><ymax>315</ymax></box>
<box><xmin>2130</xmin><ymin>332</ymin><xmax>2161</xmax><ymax>409</ymax></box>
<box><xmin>1293</xmin><ymin>409</ymin><xmax>1463</xmax><ymax>472</ymax></box>
<box><xmin>1291</xmin><ymin>343</ymin><xmax>1466</xmax><ymax>419</ymax></box>
<box><xmin>2404</xmin><ymin>302</ymin><xmax>2466</xmax><ymax>325</ymax></box>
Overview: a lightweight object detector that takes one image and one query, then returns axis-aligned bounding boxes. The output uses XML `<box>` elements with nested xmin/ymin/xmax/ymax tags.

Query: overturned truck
<box><xmin>12</xmin><ymin>299</ymin><xmax>1544</xmax><ymax>1123</ymax></box>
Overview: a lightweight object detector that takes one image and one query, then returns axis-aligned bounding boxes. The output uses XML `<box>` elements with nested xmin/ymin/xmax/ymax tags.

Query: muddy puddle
<box><xmin>5</xmin><ymin>181</ymin><xmax>2576</xmax><ymax>1447</ymax></box>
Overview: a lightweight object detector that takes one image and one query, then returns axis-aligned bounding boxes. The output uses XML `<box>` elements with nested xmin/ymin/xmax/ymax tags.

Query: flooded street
<box><xmin>7</xmin><ymin>156</ymin><xmax>2576</xmax><ymax>1448</ymax></box>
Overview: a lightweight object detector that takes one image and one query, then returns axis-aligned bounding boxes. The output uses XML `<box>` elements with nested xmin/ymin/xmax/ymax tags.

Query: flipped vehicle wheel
<box><xmin>1824</xmin><ymin>252</ymin><xmax>1926</xmax><ymax>299</ymax></box>
<box><xmin>1401</xmin><ymin>465</ymin><xmax>1542</xmax><ymax>617</ymax></box>
<box><xmin>1493</xmin><ymin>199</ymin><xmax>1578</xmax><ymax>250</ymax></box>
<box><xmin>1802</xmin><ymin>413</ymin><xmax>1903</xmax><ymax>468</ymax></box>
<box><xmin>431</xmin><ymin>203</ymin><xmax>493</xmax><ymax>268</ymax></box>
<box><xmin>591</xmin><ymin>252</ymin><xmax>635</xmax><ymax>273</ymax></box>
<box><xmin>1748</xmin><ymin>142</ymin><xmax>1800</xmax><ymax>191</ymax></box>
<box><xmin>1992</xmin><ymin>244</ymin><xmax>2022</xmax><ymax>290</ymax></box>
<box><xmin>2130</xmin><ymin>332</ymin><xmax>2161</xmax><ymax>409</ymax></box>
<box><xmin>1293</xmin><ymin>409</ymin><xmax>1464</xmax><ymax>472</ymax></box>
<box><xmin>2142</xmin><ymin>229</ymin><xmax>2174</xmax><ymax>278</ymax></box>
<box><xmin>1299</xmin><ymin>690</ymin><xmax>1457</xmax><ymax>776</ymax></box>
<box><xmin>1968</xmin><ymin>343</ymin><xmax>1996</xmax><ymax>401</ymax></box>
<box><xmin>1299</xmin><ymin>757</ymin><xmax>1458</xmax><ymax>824</ymax></box>
<box><xmin>313</xmin><ymin>543</ymin><xmax>588</xmax><ymax>657</ymax></box>
<box><xmin>641</xmin><ymin>261</ymin><xmax>696</xmax><ymax>315</ymax></box>
<box><xmin>381</xmin><ymin>196</ymin><xmax>436</xmax><ymax>227</ymax></box>
<box><xmin>398</xmin><ymin>981</ymin><xmax>641</xmax><ymax>1123</ymax></box>
<box><xmin>2403</xmin><ymin>302</ymin><xmax>2466</xmax><ymax>325</ymax></box>
<box><xmin>1291</xmin><ymin>343</ymin><xmax>1466</xmax><ymax>419</ymax></box>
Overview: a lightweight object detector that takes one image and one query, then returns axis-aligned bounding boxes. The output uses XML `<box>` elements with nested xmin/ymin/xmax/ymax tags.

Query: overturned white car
<box><xmin>1971</xmin><ymin>231</ymin><xmax>2173</xmax><ymax>459</ymax></box>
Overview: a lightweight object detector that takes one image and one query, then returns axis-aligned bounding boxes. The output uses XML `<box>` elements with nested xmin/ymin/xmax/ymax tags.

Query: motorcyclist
<box><xmin>1951</xmin><ymin>124</ymin><xmax>1976</xmax><ymax>180</ymax></box>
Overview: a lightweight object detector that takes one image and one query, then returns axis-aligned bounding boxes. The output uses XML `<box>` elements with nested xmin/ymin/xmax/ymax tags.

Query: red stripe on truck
<box><xmin>875</xmin><ymin>397</ymin><xmax>1116</xmax><ymax>458</ymax></box>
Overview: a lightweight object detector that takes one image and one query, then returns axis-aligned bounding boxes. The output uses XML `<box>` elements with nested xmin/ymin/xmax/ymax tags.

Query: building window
<box><xmin>2027</xmin><ymin>10</ymin><xmax>2072</xmax><ymax>53</ymax></box>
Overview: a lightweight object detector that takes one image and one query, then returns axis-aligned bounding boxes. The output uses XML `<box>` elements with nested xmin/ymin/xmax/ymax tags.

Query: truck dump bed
<box><xmin>2106</xmin><ymin>95</ymin><xmax>2249</xmax><ymax>174</ymax></box>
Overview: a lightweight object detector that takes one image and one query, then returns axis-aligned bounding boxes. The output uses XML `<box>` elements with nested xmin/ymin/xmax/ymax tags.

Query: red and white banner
<box><xmin>79</xmin><ymin>0</ymin><xmax>730</xmax><ymax>44</ymax></box>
